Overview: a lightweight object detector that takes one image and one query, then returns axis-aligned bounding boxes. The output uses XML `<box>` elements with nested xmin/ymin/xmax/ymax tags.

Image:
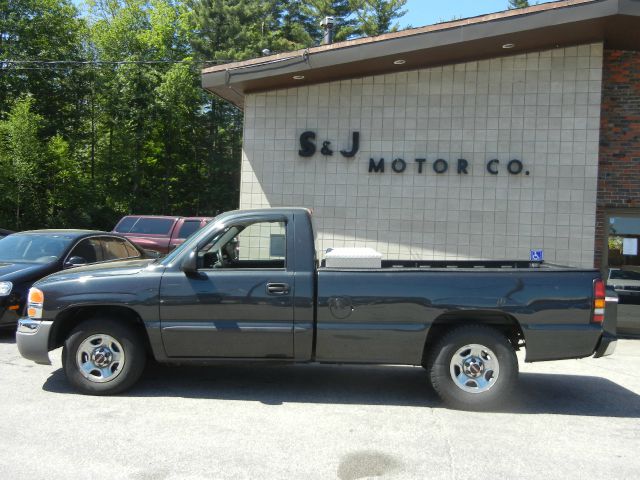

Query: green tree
<box><xmin>280</xmin><ymin>0</ymin><xmax>316</xmax><ymax>48</ymax></box>
<box><xmin>350</xmin><ymin>0</ymin><xmax>407</xmax><ymax>37</ymax></box>
<box><xmin>0</xmin><ymin>0</ymin><xmax>418</xmax><ymax>233</ymax></box>
<box><xmin>46</xmin><ymin>133</ymin><xmax>91</xmax><ymax>227</ymax></box>
<box><xmin>508</xmin><ymin>0</ymin><xmax>530</xmax><ymax>9</ymax></box>
<box><xmin>188</xmin><ymin>0</ymin><xmax>301</xmax><ymax>60</ymax></box>
<box><xmin>0</xmin><ymin>96</ymin><xmax>46</xmax><ymax>229</ymax></box>
<box><xmin>301</xmin><ymin>0</ymin><xmax>356</xmax><ymax>43</ymax></box>
<box><xmin>0</xmin><ymin>0</ymin><xmax>87</xmax><ymax>137</ymax></box>
<box><xmin>88</xmin><ymin>0</ymin><xmax>189</xmax><ymax>218</ymax></box>
<box><xmin>0</xmin><ymin>0</ymin><xmax>93</xmax><ymax>230</ymax></box>
<box><xmin>187</xmin><ymin>0</ymin><xmax>313</xmax><ymax>220</ymax></box>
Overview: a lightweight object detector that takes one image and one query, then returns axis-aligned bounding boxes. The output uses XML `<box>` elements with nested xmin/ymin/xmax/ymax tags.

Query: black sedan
<box><xmin>0</xmin><ymin>230</ymin><xmax>149</xmax><ymax>328</ymax></box>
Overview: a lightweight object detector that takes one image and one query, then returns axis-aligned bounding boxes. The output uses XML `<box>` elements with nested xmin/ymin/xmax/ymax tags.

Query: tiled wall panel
<box><xmin>241</xmin><ymin>43</ymin><xmax>603</xmax><ymax>267</ymax></box>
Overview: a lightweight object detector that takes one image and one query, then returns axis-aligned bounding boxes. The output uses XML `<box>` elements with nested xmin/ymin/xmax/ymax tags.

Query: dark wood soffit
<box><xmin>204</xmin><ymin>15</ymin><xmax>640</xmax><ymax>108</ymax></box>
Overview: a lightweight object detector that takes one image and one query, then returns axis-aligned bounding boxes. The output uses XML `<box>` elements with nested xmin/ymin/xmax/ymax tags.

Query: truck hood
<box><xmin>35</xmin><ymin>258</ymin><xmax>159</xmax><ymax>286</ymax></box>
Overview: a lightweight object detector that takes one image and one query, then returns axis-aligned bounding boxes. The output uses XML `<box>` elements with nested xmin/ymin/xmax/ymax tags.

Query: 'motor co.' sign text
<box><xmin>298</xmin><ymin>130</ymin><xmax>528</xmax><ymax>176</ymax></box>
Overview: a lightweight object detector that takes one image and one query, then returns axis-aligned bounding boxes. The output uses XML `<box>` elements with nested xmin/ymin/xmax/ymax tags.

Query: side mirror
<box><xmin>143</xmin><ymin>249</ymin><xmax>160</xmax><ymax>259</ymax></box>
<box><xmin>181</xmin><ymin>250</ymin><xmax>198</xmax><ymax>275</ymax></box>
<box><xmin>65</xmin><ymin>256</ymin><xmax>87</xmax><ymax>268</ymax></box>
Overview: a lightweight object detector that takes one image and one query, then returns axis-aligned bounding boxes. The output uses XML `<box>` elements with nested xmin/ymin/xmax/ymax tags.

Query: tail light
<box><xmin>593</xmin><ymin>279</ymin><xmax>606</xmax><ymax>324</ymax></box>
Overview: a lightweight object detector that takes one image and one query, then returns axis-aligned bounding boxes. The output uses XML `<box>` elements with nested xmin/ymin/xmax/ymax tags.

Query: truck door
<box><xmin>159</xmin><ymin>217</ymin><xmax>294</xmax><ymax>358</ymax></box>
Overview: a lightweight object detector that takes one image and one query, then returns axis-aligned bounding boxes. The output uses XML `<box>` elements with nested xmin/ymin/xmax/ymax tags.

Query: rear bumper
<box><xmin>593</xmin><ymin>292</ymin><xmax>618</xmax><ymax>358</ymax></box>
<box><xmin>16</xmin><ymin>318</ymin><xmax>53</xmax><ymax>365</ymax></box>
<box><xmin>593</xmin><ymin>332</ymin><xmax>617</xmax><ymax>358</ymax></box>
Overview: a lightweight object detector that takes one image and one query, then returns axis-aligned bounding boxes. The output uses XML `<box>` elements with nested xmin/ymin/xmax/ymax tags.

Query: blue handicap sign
<box><xmin>530</xmin><ymin>249</ymin><xmax>544</xmax><ymax>262</ymax></box>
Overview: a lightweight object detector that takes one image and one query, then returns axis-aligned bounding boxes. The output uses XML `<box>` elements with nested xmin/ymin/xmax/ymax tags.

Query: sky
<box><xmin>398</xmin><ymin>0</ymin><xmax>556</xmax><ymax>28</ymax></box>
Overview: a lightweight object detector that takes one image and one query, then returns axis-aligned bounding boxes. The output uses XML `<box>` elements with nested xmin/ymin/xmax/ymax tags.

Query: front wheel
<box><xmin>62</xmin><ymin>317</ymin><xmax>146</xmax><ymax>395</ymax></box>
<box><xmin>426</xmin><ymin>325</ymin><xmax>518</xmax><ymax>410</ymax></box>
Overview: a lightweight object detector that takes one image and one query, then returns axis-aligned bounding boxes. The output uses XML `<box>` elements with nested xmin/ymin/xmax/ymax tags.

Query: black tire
<box><xmin>426</xmin><ymin>325</ymin><xmax>518</xmax><ymax>410</ymax></box>
<box><xmin>62</xmin><ymin>317</ymin><xmax>147</xmax><ymax>395</ymax></box>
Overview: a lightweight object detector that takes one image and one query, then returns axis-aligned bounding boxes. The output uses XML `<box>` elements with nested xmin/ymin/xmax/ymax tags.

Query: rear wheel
<box><xmin>426</xmin><ymin>325</ymin><xmax>518</xmax><ymax>410</ymax></box>
<box><xmin>62</xmin><ymin>317</ymin><xmax>146</xmax><ymax>395</ymax></box>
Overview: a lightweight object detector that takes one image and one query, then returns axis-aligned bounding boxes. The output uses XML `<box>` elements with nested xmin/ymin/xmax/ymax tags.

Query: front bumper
<box><xmin>16</xmin><ymin>318</ymin><xmax>53</xmax><ymax>365</ymax></box>
<box><xmin>0</xmin><ymin>308</ymin><xmax>20</xmax><ymax>327</ymax></box>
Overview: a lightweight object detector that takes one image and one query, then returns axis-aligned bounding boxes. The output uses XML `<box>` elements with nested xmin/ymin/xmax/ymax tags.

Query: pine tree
<box><xmin>188</xmin><ymin>0</ymin><xmax>302</xmax><ymax>60</ymax></box>
<box><xmin>508</xmin><ymin>0</ymin><xmax>530</xmax><ymax>9</ymax></box>
<box><xmin>350</xmin><ymin>0</ymin><xmax>408</xmax><ymax>37</ymax></box>
<box><xmin>280</xmin><ymin>0</ymin><xmax>316</xmax><ymax>48</ymax></box>
<box><xmin>301</xmin><ymin>0</ymin><xmax>357</xmax><ymax>43</ymax></box>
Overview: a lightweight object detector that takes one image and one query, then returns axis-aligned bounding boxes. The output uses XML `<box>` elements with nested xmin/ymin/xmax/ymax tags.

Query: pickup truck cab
<box><xmin>16</xmin><ymin>208</ymin><xmax>617</xmax><ymax>409</ymax></box>
<box><xmin>113</xmin><ymin>215</ymin><xmax>212</xmax><ymax>254</ymax></box>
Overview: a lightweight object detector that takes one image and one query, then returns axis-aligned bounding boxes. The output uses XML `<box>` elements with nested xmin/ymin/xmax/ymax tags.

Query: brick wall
<box><xmin>595</xmin><ymin>50</ymin><xmax>640</xmax><ymax>268</ymax></box>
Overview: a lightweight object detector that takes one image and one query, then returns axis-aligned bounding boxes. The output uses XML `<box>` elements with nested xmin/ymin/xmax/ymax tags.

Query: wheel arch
<box><xmin>422</xmin><ymin>310</ymin><xmax>525</xmax><ymax>365</ymax></box>
<box><xmin>50</xmin><ymin>305</ymin><xmax>152</xmax><ymax>356</ymax></box>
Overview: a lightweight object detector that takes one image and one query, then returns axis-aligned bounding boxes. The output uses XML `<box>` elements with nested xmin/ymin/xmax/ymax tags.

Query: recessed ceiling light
<box><xmin>393</xmin><ymin>59</ymin><xmax>406</xmax><ymax>65</ymax></box>
<box><xmin>293</xmin><ymin>75</ymin><xmax>305</xmax><ymax>80</ymax></box>
<box><xmin>502</xmin><ymin>43</ymin><xmax>515</xmax><ymax>49</ymax></box>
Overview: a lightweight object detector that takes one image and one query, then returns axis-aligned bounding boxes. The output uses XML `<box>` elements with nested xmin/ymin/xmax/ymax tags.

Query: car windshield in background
<box><xmin>116</xmin><ymin>217</ymin><xmax>174</xmax><ymax>235</ymax></box>
<box><xmin>609</xmin><ymin>269</ymin><xmax>640</xmax><ymax>281</ymax></box>
<box><xmin>0</xmin><ymin>234</ymin><xmax>74</xmax><ymax>263</ymax></box>
<box><xmin>177</xmin><ymin>221</ymin><xmax>200</xmax><ymax>239</ymax></box>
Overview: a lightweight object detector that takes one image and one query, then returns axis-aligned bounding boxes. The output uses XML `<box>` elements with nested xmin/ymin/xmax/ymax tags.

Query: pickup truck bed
<box><xmin>316</xmin><ymin>266</ymin><xmax>604</xmax><ymax>364</ymax></box>
<box><xmin>16</xmin><ymin>208</ymin><xmax>616</xmax><ymax>410</ymax></box>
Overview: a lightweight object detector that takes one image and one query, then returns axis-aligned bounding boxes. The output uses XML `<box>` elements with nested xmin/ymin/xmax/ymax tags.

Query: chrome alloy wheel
<box><xmin>449</xmin><ymin>343</ymin><xmax>500</xmax><ymax>394</ymax></box>
<box><xmin>76</xmin><ymin>334</ymin><xmax>126</xmax><ymax>383</ymax></box>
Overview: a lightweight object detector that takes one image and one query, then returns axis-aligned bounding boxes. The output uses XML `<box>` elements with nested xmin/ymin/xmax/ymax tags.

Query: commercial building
<box><xmin>202</xmin><ymin>0</ymin><xmax>640</xmax><ymax>275</ymax></box>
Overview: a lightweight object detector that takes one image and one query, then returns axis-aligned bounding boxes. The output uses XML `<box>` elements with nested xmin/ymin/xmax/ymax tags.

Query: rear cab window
<box><xmin>127</xmin><ymin>218</ymin><xmax>175</xmax><ymax>235</ymax></box>
<box><xmin>114</xmin><ymin>216</ymin><xmax>138</xmax><ymax>233</ymax></box>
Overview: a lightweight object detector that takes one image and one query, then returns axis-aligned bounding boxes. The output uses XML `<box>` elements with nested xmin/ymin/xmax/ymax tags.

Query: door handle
<box><xmin>267</xmin><ymin>283</ymin><xmax>290</xmax><ymax>295</ymax></box>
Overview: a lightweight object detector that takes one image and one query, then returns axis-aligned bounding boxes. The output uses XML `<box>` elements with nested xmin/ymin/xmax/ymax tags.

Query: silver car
<box><xmin>608</xmin><ymin>268</ymin><xmax>640</xmax><ymax>337</ymax></box>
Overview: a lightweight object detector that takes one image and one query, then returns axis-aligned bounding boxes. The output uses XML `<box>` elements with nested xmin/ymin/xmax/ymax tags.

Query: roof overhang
<box><xmin>202</xmin><ymin>0</ymin><xmax>640</xmax><ymax>109</ymax></box>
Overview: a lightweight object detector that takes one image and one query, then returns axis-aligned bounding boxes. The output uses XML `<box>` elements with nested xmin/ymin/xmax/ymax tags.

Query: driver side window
<box><xmin>68</xmin><ymin>238</ymin><xmax>102</xmax><ymax>264</ymax></box>
<box><xmin>199</xmin><ymin>221</ymin><xmax>286</xmax><ymax>270</ymax></box>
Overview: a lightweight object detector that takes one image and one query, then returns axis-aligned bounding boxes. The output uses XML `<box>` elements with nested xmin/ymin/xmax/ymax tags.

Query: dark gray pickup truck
<box><xmin>16</xmin><ymin>208</ymin><xmax>617</xmax><ymax>409</ymax></box>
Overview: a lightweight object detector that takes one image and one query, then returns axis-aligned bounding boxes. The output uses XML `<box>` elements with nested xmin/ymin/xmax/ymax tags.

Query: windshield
<box><xmin>0</xmin><ymin>234</ymin><xmax>74</xmax><ymax>264</ymax></box>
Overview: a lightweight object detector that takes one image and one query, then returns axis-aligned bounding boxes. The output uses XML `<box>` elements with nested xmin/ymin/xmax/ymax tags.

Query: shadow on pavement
<box><xmin>42</xmin><ymin>362</ymin><xmax>640</xmax><ymax>417</ymax></box>
<box><xmin>0</xmin><ymin>328</ymin><xmax>16</xmax><ymax>344</ymax></box>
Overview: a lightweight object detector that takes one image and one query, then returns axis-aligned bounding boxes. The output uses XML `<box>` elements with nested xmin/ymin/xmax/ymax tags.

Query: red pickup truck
<box><xmin>112</xmin><ymin>215</ymin><xmax>212</xmax><ymax>254</ymax></box>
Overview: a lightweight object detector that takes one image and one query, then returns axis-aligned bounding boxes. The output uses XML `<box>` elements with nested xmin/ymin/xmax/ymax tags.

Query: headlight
<box><xmin>27</xmin><ymin>287</ymin><xmax>44</xmax><ymax>319</ymax></box>
<box><xmin>0</xmin><ymin>281</ymin><xmax>12</xmax><ymax>296</ymax></box>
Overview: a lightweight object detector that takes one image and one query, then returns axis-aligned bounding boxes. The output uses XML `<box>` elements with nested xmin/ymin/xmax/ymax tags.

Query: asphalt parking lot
<box><xmin>1</xmin><ymin>331</ymin><xmax>639</xmax><ymax>480</ymax></box>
